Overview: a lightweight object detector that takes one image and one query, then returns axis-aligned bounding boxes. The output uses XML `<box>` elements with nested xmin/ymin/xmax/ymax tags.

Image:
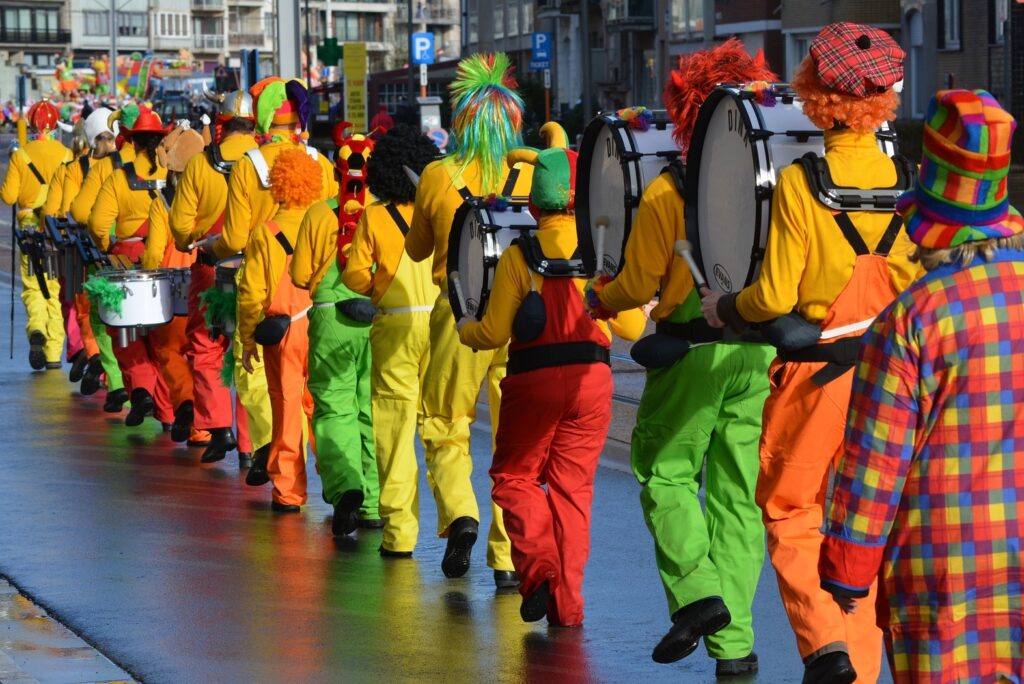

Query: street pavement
<box><xmin>0</xmin><ymin>275</ymin><xmax>896</xmax><ymax>684</ymax></box>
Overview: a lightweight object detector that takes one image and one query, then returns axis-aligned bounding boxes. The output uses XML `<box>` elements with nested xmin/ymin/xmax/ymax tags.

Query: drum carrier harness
<box><xmin>775</xmin><ymin>151</ymin><xmax>916</xmax><ymax>386</ymax></box>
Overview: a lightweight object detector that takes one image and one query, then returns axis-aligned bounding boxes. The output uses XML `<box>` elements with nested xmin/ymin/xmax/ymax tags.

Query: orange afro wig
<box><xmin>664</xmin><ymin>38</ymin><xmax>778</xmax><ymax>152</ymax></box>
<box><xmin>791</xmin><ymin>55</ymin><xmax>899</xmax><ymax>133</ymax></box>
<box><xmin>269</xmin><ymin>149</ymin><xmax>323</xmax><ymax>209</ymax></box>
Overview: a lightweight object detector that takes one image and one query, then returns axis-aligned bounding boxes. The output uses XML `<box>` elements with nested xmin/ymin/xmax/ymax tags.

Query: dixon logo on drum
<box><xmin>713</xmin><ymin>264</ymin><xmax>732</xmax><ymax>292</ymax></box>
<box><xmin>604</xmin><ymin>136</ymin><xmax>619</xmax><ymax>161</ymax></box>
<box><xmin>727</xmin><ymin>106</ymin><xmax>749</xmax><ymax>148</ymax></box>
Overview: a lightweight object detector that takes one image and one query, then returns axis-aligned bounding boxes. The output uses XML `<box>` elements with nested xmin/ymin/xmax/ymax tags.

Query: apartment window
<box><xmin>939</xmin><ymin>0</ymin><xmax>960</xmax><ymax>49</ymax></box>
<box><xmin>672</xmin><ymin>0</ymin><xmax>703</xmax><ymax>38</ymax></box>
<box><xmin>991</xmin><ymin>0</ymin><xmax>1008</xmax><ymax>44</ymax></box>
<box><xmin>84</xmin><ymin>11</ymin><xmax>109</xmax><ymax>36</ymax></box>
<box><xmin>508</xmin><ymin>4</ymin><xmax>518</xmax><ymax>36</ymax></box>
<box><xmin>523</xmin><ymin>4</ymin><xmax>532</xmax><ymax>33</ymax></box>
<box><xmin>495</xmin><ymin>5</ymin><xmax>504</xmax><ymax>39</ymax></box>
<box><xmin>159</xmin><ymin>13</ymin><xmax>188</xmax><ymax>37</ymax></box>
<box><xmin>118</xmin><ymin>12</ymin><xmax>148</xmax><ymax>37</ymax></box>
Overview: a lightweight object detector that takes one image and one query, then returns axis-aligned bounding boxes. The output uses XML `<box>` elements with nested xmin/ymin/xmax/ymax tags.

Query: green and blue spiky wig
<box><xmin>447</xmin><ymin>53</ymin><xmax>524</xmax><ymax>194</ymax></box>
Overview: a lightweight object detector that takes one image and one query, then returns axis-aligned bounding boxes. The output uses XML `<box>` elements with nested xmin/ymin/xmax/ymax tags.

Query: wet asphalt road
<box><xmin>0</xmin><ymin>281</ymin><xmax>897</xmax><ymax>684</ymax></box>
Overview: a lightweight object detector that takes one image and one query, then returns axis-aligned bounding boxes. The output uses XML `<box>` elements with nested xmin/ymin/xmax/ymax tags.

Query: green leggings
<box><xmin>632</xmin><ymin>341</ymin><xmax>773</xmax><ymax>660</ymax></box>
<box><xmin>90</xmin><ymin>305</ymin><xmax>123</xmax><ymax>392</ymax></box>
<box><xmin>307</xmin><ymin>306</ymin><xmax>378</xmax><ymax>516</ymax></box>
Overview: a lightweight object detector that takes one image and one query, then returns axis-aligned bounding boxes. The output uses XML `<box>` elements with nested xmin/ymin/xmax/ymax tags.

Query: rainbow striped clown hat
<box><xmin>898</xmin><ymin>89</ymin><xmax>1023</xmax><ymax>248</ymax></box>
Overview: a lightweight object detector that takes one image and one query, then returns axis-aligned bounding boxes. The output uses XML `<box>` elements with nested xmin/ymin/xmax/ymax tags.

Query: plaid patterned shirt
<box><xmin>819</xmin><ymin>250</ymin><xmax>1024</xmax><ymax>682</ymax></box>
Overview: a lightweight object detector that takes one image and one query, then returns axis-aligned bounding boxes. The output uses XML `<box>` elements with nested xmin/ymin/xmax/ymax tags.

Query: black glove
<box><xmin>197</xmin><ymin>246</ymin><xmax>218</xmax><ymax>266</ymax></box>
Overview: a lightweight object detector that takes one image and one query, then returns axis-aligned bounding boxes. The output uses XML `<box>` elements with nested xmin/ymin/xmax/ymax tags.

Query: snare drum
<box><xmin>164</xmin><ymin>267</ymin><xmax>191</xmax><ymax>316</ymax></box>
<box><xmin>210</xmin><ymin>256</ymin><xmax>242</xmax><ymax>335</ymax></box>
<box><xmin>446</xmin><ymin>199</ymin><xmax>536</xmax><ymax>321</ymax></box>
<box><xmin>685</xmin><ymin>84</ymin><xmax>898</xmax><ymax>293</ymax></box>
<box><xmin>93</xmin><ymin>269</ymin><xmax>174</xmax><ymax>328</ymax></box>
<box><xmin>576</xmin><ymin>110</ymin><xmax>679</xmax><ymax>275</ymax></box>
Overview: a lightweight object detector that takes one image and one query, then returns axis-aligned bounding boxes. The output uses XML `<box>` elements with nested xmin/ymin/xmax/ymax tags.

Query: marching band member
<box><xmin>141</xmin><ymin>123</ymin><xmax>208</xmax><ymax>447</ymax></box>
<box><xmin>343</xmin><ymin>124</ymin><xmax>441</xmax><ymax>554</ymax></box>
<box><xmin>210</xmin><ymin>77</ymin><xmax>338</xmax><ymax>484</ymax></box>
<box><xmin>404</xmin><ymin>53</ymin><xmax>532</xmax><ymax>587</ymax></box>
<box><xmin>458</xmin><ymin>124</ymin><xmax>645</xmax><ymax>626</ymax></box>
<box><xmin>703</xmin><ymin>23</ymin><xmax>919</xmax><ymax>683</ymax></box>
<box><xmin>68</xmin><ymin>108</ymin><xmax>128</xmax><ymax>410</ymax></box>
<box><xmin>237</xmin><ymin>149</ymin><xmax>319</xmax><ymax>512</ymax></box>
<box><xmin>820</xmin><ymin>90</ymin><xmax>1024</xmax><ymax>684</ymax></box>
<box><xmin>169</xmin><ymin>92</ymin><xmax>259</xmax><ymax>466</ymax></box>
<box><xmin>1</xmin><ymin>99</ymin><xmax>71</xmax><ymax>370</ymax></box>
<box><xmin>87</xmin><ymin>105</ymin><xmax>175</xmax><ymax>429</ymax></box>
<box><xmin>291</xmin><ymin>128</ymin><xmax>382</xmax><ymax>536</ymax></box>
<box><xmin>590</xmin><ymin>40</ymin><xmax>776</xmax><ymax>675</ymax></box>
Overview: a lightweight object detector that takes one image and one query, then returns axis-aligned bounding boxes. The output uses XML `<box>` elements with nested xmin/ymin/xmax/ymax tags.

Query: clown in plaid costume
<box><xmin>820</xmin><ymin>90</ymin><xmax>1024</xmax><ymax>683</ymax></box>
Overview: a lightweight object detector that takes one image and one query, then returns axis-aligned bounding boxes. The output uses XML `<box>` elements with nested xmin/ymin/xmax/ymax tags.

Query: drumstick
<box><xmin>674</xmin><ymin>239</ymin><xmax>709</xmax><ymax>290</ymax></box>
<box><xmin>594</xmin><ymin>216</ymin><xmax>610</xmax><ymax>273</ymax></box>
<box><xmin>450</xmin><ymin>271</ymin><xmax>470</xmax><ymax>317</ymax></box>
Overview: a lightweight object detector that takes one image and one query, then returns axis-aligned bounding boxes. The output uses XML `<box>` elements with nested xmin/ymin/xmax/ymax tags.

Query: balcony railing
<box><xmin>228</xmin><ymin>32</ymin><xmax>266</xmax><ymax>47</ymax></box>
<box><xmin>0</xmin><ymin>28</ymin><xmax>71</xmax><ymax>44</ymax></box>
<box><xmin>194</xmin><ymin>33</ymin><xmax>225</xmax><ymax>50</ymax></box>
<box><xmin>606</xmin><ymin>0</ymin><xmax>656</xmax><ymax>30</ymax></box>
<box><xmin>192</xmin><ymin>0</ymin><xmax>225</xmax><ymax>10</ymax></box>
<box><xmin>403</xmin><ymin>5</ymin><xmax>459</xmax><ymax>24</ymax></box>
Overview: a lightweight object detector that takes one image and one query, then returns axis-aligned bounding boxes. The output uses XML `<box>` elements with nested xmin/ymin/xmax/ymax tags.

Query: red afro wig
<box><xmin>269</xmin><ymin>149</ymin><xmax>323</xmax><ymax>209</ymax></box>
<box><xmin>791</xmin><ymin>55</ymin><xmax>900</xmax><ymax>133</ymax></box>
<box><xmin>664</xmin><ymin>38</ymin><xmax>778</xmax><ymax>152</ymax></box>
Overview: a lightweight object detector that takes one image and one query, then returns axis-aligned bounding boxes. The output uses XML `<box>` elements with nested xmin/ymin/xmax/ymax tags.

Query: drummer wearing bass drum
<box><xmin>586</xmin><ymin>40</ymin><xmax>776</xmax><ymax>677</ymax></box>
<box><xmin>404</xmin><ymin>53</ymin><xmax>533</xmax><ymax>587</ymax></box>
<box><xmin>703</xmin><ymin>23</ymin><xmax>920</xmax><ymax>684</ymax></box>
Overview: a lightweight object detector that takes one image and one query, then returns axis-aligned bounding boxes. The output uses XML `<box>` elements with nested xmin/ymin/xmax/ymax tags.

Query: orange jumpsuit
<box><xmin>730</xmin><ymin>130</ymin><xmax>921</xmax><ymax>677</ymax></box>
<box><xmin>237</xmin><ymin>207</ymin><xmax>315</xmax><ymax>506</ymax></box>
<box><xmin>87</xmin><ymin>152</ymin><xmax>174</xmax><ymax>423</ymax></box>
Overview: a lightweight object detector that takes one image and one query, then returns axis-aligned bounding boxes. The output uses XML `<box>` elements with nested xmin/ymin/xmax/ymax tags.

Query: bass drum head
<box><xmin>577</xmin><ymin>116</ymin><xmax>628</xmax><ymax>276</ymax></box>
<box><xmin>448</xmin><ymin>201</ymin><xmax>481</xmax><ymax>320</ymax></box>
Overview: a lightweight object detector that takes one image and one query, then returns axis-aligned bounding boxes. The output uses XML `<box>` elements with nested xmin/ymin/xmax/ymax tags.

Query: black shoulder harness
<box><xmin>796</xmin><ymin>152</ymin><xmax>916</xmax><ymax>212</ymax></box>
<box><xmin>111</xmin><ymin>150</ymin><xmax>123</xmax><ymax>171</ymax></box>
<box><xmin>121</xmin><ymin>162</ymin><xmax>166</xmax><ymax>197</ymax></box>
<box><xmin>514</xmin><ymin>234</ymin><xmax>587</xmax><ymax>278</ymax></box>
<box><xmin>78</xmin><ymin>155</ymin><xmax>90</xmax><ymax>178</ymax></box>
<box><xmin>660</xmin><ymin>158</ymin><xmax>686</xmax><ymax>199</ymax></box>
<box><xmin>206</xmin><ymin>144</ymin><xmax>234</xmax><ymax>176</ymax></box>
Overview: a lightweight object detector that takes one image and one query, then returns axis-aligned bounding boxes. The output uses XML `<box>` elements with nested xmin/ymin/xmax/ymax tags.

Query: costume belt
<box><xmin>507</xmin><ymin>341</ymin><xmax>610</xmax><ymax>376</ymax></box>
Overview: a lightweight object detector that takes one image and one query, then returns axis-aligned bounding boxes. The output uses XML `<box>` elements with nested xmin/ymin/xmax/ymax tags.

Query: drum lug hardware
<box><xmin>755</xmin><ymin>185</ymin><xmax>773</xmax><ymax>202</ymax></box>
<box><xmin>751</xmin><ymin>247</ymin><xmax>766</xmax><ymax>261</ymax></box>
<box><xmin>619</xmin><ymin>151</ymin><xmax>643</xmax><ymax>162</ymax></box>
<box><xmin>748</xmin><ymin>129</ymin><xmax>773</xmax><ymax>143</ymax></box>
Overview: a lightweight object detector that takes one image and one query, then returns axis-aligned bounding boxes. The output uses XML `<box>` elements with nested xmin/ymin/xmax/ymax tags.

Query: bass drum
<box><xmin>446</xmin><ymin>199</ymin><xmax>536</xmax><ymax>321</ymax></box>
<box><xmin>685</xmin><ymin>84</ymin><xmax>898</xmax><ymax>293</ymax></box>
<box><xmin>576</xmin><ymin>111</ymin><xmax>679</xmax><ymax>276</ymax></box>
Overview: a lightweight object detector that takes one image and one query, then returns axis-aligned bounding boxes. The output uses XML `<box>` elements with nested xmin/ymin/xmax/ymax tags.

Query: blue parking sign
<box><xmin>412</xmin><ymin>32</ymin><xmax>435</xmax><ymax>65</ymax></box>
<box><xmin>532</xmin><ymin>32</ymin><xmax>551</xmax><ymax>62</ymax></box>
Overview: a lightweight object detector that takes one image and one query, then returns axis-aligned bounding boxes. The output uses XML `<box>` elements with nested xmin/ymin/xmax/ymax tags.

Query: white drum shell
<box><xmin>95</xmin><ymin>270</ymin><xmax>174</xmax><ymax>328</ymax></box>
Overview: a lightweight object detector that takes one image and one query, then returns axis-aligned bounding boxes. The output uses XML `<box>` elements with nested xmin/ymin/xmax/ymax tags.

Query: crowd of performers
<box><xmin>3</xmin><ymin>19</ymin><xmax>1023</xmax><ymax>684</ymax></box>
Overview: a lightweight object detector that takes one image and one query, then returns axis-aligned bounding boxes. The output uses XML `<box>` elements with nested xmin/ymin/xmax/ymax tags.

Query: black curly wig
<box><xmin>366</xmin><ymin>124</ymin><xmax>440</xmax><ymax>204</ymax></box>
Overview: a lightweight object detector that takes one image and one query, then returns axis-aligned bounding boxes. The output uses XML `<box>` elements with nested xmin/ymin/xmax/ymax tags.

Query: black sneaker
<box><xmin>652</xmin><ymin>597</ymin><xmax>732</xmax><ymax>664</ymax></box>
<box><xmin>170</xmin><ymin>400</ymin><xmax>193</xmax><ymax>443</ymax></box>
<box><xmin>441</xmin><ymin>517</ymin><xmax>479</xmax><ymax>578</ymax></box>
<box><xmin>802</xmin><ymin>652</ymin><xmax>856</xmax><ymax>684</ymax></box>
<box><xmin>68</xmin><ymin>350</ymin><xmax>89</xmax><ymax>382</ymax></box>
<box><xmin>102</xmin><ymin>388</ymin><xmax>129</xmax><ymax>413</ymax></box>
<box><xmin>245</xmin><ymin>444</ymin><xmax>271</xmax><ymax>486</ymax></box>
<box><xmin>331</xmin><ymin>490</ymin><xmax>365</xmax><ymax>537</ymax></box>
<box><xmin>717</xmin><ymin>652</ymin><xmax>759</xmax><ymax>677</ymax></box>
<box><xmin>80</xmin><ymin>355</ymin><xmax>104</xmax><ymax>396</ymax></box>
<box><xmin>124</xmin><ymin>389</ymin><xmax>155</xmax><ymax>427</ymax></box>
<box><xmin>520</xmin><ymin>580</ymin><xmax>550</xmax><ymax>622</ymax></box>
<box><xmin>28</xmin><ymin>331</ymin><xmax>45</xmax><ymax>370</ymax></box>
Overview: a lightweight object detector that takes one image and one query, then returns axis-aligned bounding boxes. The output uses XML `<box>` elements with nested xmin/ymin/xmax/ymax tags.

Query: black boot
<box><xmin>802</xmin><ymin>652</ymin><xmax>856</xmax><ymax>684</ymax></box>
<box><xmin>331</xmin><ymin>490</ymin><xmax>365</xmax><ymax>537</ymax></box>
<box><xmin>170</xmin><ymin>400</ymin><xmax>193</xmax><ymax>443</ymax></box>
<box><xmin>28</xmin><ymin>331</ymin><xmax>45</xmax><ymax>370</ymax></box>
<box><xmin>80</xmin><ymin>355</ymin><xmax>104</xmax><ymax>396</ymax></box>
<box><xmin>494</xmin><ymin>570</ymin><xmax>520</xmax><ymax>589</ymax></box>
<box><xmin>238</xmin><ymin>451</ymin><xmax>253</xmax><ymax>469</ymax></box>
<box><xmin>245</xmin><ymin>444</ymin><xmax>271</xmax><ymax>486</ymax></box>
<box><xmin>45</xmin><ymin>361</ymin><xmax>61</xmax><ymax>370</ymax></box>
<box><xmin>68</xmin><ymin>350</ymin><xmax>89</xmax><ymax>382</ymax></box>
<box><xmin>652</xmin><ymin>597</ymin><xmax>732</xmax><ymax>664</ymax></box>
<box><xmin>520</xmin><ymin>580</ymin><xmax>550</xmax><ymax>622</ymax></box>
<box><xmin>102</xmin><ymin>388</ymin><xmax>129</xmax><ymax>413</ymax></box>
<box><xmin>441</xmin><ymin>516</ymin><xmax>479</xmax><ymax>578</ymax></box>
<box><xmin>200</xmin><ymin>427</ymin><xmax>237</xmax><ymax>463</ymax></box>
<box><xmin>717</xmin><ymin>652</ymin><xmax>759</xmax><ymax>677</ymax></box>
<box><xmin>124</xmin><ymin>389</ymin><xmax>155</xmax><ymax>427</ymax></box>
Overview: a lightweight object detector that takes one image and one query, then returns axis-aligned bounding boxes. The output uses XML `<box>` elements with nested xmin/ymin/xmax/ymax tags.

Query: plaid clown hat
<box><xmin>898</xmin><ymin>90</ymin><xmax>1023</xmax><ymax>248</ymax></box>
<box><xmin>809</xmin><ymin>22</ymin><xmax>904</xmax><ymax>97</ymax></box>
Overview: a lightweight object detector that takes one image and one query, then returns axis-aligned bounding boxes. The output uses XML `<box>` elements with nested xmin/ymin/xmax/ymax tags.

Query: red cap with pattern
<box><xmin>26</xmin><ymin>100</ymin><xmax>60</xmax><ymax>133</ymax></box>
<box><xmin>809</xmin><ymin>22</ymin><xmax>904</xmax><ymax>97</ymax></box>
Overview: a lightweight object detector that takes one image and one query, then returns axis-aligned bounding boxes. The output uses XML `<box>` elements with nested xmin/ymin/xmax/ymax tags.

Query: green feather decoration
<box><xmin>84</xmin><ymin>275</ymin><xmax>126</xmax><ymax>316</ymax></box>
<box><xmin>120</xmin><ymin>103</ymin><xmax>140</xmax><ymax>131</ymax></box>
<box><xmin>200</xmin><ymin>286</ymin><xmax>236</xmax><ymax>329</ymax></box>
<box><xmin>221</xmin><ymin>345</ymin><xmax>235</xmax><ymax>388</ymax></box>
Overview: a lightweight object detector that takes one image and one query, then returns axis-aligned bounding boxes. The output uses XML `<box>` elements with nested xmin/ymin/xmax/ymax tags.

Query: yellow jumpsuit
<box><xmin>404</xmin><ymin>157</ymin><xmax>533</xmax><ymax>571</ymax></box>
<box><xmin>212</xmin><ymin>140</ymin><xmax>338</xmax><ymax>455</ymax></box>
<box><xmin>344</xmin><ymin>200</ymin><xmax>440</xmax><ymax>554</ymax></box>
<box><xmin>0</xmin><ymin>138</ymin><xmax>72</xmax><ymax>362</ymax></box>
<box><xmin>70</xmin><ymin>146</ymin><xmax>136</xmax><ymax>227</ymax></box>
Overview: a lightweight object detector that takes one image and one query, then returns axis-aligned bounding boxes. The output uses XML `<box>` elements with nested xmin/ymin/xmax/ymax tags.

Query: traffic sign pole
<box><xmin>419</xmin><ymin>63</ymin><xmax>428</xmax><ymax>98</ymax></box>
<box><xmin>544</xmin><ymin>68</ymin><xmax>551</xmax><ymax>123</ymax></box>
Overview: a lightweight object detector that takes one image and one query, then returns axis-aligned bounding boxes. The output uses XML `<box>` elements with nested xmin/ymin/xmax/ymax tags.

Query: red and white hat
<box><xmin>26</xmin><ymin>100</ymin><xmax>60</xmax><ymax>133</ymax></box>
<box><xmin>809</xmin><ymin>22</ymin><xmax>904</xmax><ymax>97</ymax></box>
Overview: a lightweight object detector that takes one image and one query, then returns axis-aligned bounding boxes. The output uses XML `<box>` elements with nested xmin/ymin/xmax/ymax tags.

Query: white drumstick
<box><xmin>450</xmin><ymin>271</ymin><xmax>469</xmax><ymax>317</ymax></box>
<box><xmin>674</xmin><ymin>239</ymin><xmax>709</xmax><ymax>290</ymax></box>
<box><xmin>594</xmin><ymin>216</ymin><xmax>610</xmax><ymax>273</ymax></box>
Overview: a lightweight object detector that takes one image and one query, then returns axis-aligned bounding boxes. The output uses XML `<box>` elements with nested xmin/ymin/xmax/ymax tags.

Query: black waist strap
<box><xmin>778</xmin><ymin>337</ymin><xmax>863</xmax><ymax>386</ymax></box>
<box><xmin>507</xmin><ymin>341</ymin><xmax>610</xmax><ymax>376</ymax></box>
<box><xmin>655</xmin><ymin>319</ymin><xmax>724</xmax><ymax>344</ymax></box>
